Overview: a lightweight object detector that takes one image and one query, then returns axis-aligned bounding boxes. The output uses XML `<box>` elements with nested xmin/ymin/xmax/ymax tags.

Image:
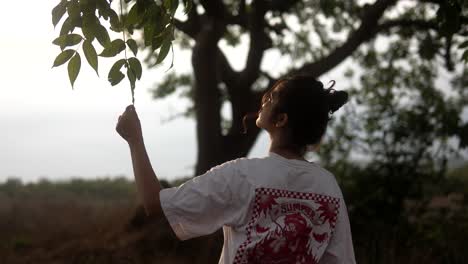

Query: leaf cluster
<box><xmin>51</xmin><ymin>0</ymin><xmax>192</xmax><ymax>103</ymax></box>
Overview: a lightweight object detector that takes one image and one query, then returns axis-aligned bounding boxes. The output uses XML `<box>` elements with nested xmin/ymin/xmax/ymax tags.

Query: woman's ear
<box><xmin>275</xmin><ymin>113</ymin><xmax>288</xmax><ymax>128</ymax></box>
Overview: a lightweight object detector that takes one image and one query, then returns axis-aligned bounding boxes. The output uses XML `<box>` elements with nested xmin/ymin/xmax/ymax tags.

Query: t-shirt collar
<box><xmin>268</xmin><ymin>152</ymin><xmax>313</xmax><ymax>167</ymax></box>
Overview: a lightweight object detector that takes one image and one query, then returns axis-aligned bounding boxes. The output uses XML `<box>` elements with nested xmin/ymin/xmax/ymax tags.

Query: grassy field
<box><xmin>0</xmin><ymin>177</ymin><xmax>224</xmax><ymax>264</ymax></box>
<box><xmin>0</xmin><ymin>172</ymin><xmax>467</xmax><ymax>264</ymax></box>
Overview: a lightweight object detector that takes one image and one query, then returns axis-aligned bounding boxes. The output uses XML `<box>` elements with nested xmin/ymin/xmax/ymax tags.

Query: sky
<box><xmin>0</xmin><ymin>1</ymin><xmax>279</xmax><ymax>183</ymax></box>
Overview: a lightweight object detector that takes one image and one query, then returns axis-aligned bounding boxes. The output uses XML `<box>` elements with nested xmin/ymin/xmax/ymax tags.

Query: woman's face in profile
<box><xmin>256</xmin><ymin>86</ymin><xmax>281</xmax><ymax>130</ymax></box>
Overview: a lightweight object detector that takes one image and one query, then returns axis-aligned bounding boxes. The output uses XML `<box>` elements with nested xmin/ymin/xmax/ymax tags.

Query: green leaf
<box><xmin>152</xmin><ymin>25</ymin><xmax>172</xmax><ymax>51</ymax></box>
<box><xmin>97</xmin><ymin>7</ymin><xmax>109</xmax><ymax>20</ymax></box>
<box><xmin>79</xmin><ymin>0</ymin><xmax>97</xmax><ymax>14</ymax></box>
<box><xmin>99</xmin><ymin>39</ymin><xmax>126</xmax><ymax>57</ymax></box>
<box><xmin>68</xmin><ymin>53</ymin><xmax>81</xmax><ymax>88</ymax></box>
<box><xmin>52</xmin><ymin>34</ymin><xmax>83</xmax><ymax>50</ymax></box>
<box><xmin>96</xmin><ymin>0</ymin><xmax>110</xmax><ymax>10</ymax></box>
<box><xmin>82</xmin><ymin>14</ymin><xmax>100</xmax><ymax>41</ymax></box>
<box><xmin>144</xmin><ymin>23</ymin><xmax>155</xmax><ymax>46</ymax></box>
<box><xmin>127</xmin><ymin>3</ymin><xmax>143</xmax><ymax>25</ymax></box>
<box><xmin>95</xmin><ymin>24</ymin><xmax>111</xmax><ymax>48</ymax></box>
<box><xmin>109</xmin><ymin>71</ymin><xmax>125</xmax><ymax>86</ymax></box>
<box><xmin>128</xmin><ymin>57</ymin><xmax>142</xmax><ymax>80</ymax></box>
<box><xmin>156</xmin><ymin>37</ymin><xmax>171</xmax><ymax>65</ymax></box>
<box><xmin>163</xmin><ymin>0</ymin><xmax>178</xmax><ymax>15</ymax></box>
<box><xmin>112</xmin><ymin>39</ymin><xmax>126</xmax><ymax>54</ymax></box>
<box><xmin>60</xmin><ymin>17</ymin><xmax>73</xmax><ymax>36</ymax></box>
<box><xmin>459</xmin><ymin>40</ymin><xmax>468</xmax><ymax>49</ymax></box>
<box><xmin>169</xmin><ymin>0</ymin><xmax>179</xmax><ymax>15</ymax></box>
<box><xmin>126</xmin><ymin>39</ymin><xmax>138</xmax><ymax>56</ymax></box>
<box><xmin>459</xmin><ymin>123</ymin><xmax>468</xmax><ymax>148</ymax></box>
<box><xmin>151</xmin><ymin>6</ymin><xmax>165</xmax><ymax>35</ymax></box>
<box><xmin>67</xmin><ymin>1</ymin><xmax>81</xmax><ymax>20</ymax></box>
<box><xmin>52</xmin><ymin>49</ymin><xmax>75</xmax><ymax>68</ymax></box>
<box><xmin>99</xmin><ymin>44</ymin><xmax>115</xmax><ymax>57</ymax></box>
<box><xmin>152</xmin><ymin>34</ymin><xmax>165</xmax><ymax>50</ymax></box>
<box><xmin>83</xmin><ymin>40</ymin><xmax>98</xmax><ymax>75</ymax></box>
<box><xmin>52</xmin><ymin>1</ymin><xmax>68</xmax><ymax>27</ymax></box>
<box><xmin>462</xmin><ymin>49</ymin><xmax>468</xmax><ymax>62</ymax></box>
<box><xmin>108</xmin><ymin>9</ymin><xmax>122</xmax><ymax>32</ymax></box>
<box><xmin>108</xmin><ymin>59</ymin><xmax>127</xmax><ymax>86</ymax></box>
<box><xmin>127</xmin><ymin>67</ymin><xmax>136</xmax><ymax>90</ymax></box>
<box><xmin>168</xmin><ymin>44</ymin><xmax>174</xmax><ymax>70</ymax></box>
<box><xmin>167</xmin><ymin>25</ymin><xmax>175</xmax><ymax>40</ymax></box>
<box><xmin>183</xmin><ymin>0</ymin><xmax>192</xmax><ymax>14</ymax></box>
<box><xmin>163</xmin><ymin>0</ymin><xmax>171</xmax><ymax>10</ymax></box>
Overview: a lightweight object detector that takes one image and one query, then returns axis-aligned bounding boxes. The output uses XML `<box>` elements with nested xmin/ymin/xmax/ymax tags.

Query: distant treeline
<box><xmin>0</xmin><ymin>175</ymin><xmax>195</xmax><ymax>201</ymax></box>
<box><xmin>448</xmin><ymin>162</ymin><xmax>468</xmax><ymax>179</ymax></box>
<box><xmin>1</xmin><ymin>161</ymin><xmax>466</xmax><ymax>199</ymax></box>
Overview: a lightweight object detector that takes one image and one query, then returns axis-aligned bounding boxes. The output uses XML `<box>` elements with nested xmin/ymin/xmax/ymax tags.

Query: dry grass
<box><xmin>1</xmin><ymin>177</ymin><xmax>467</xmax><ymax>264</ymax></box>
<box><xmin>0</xmin><ymin>189</ymin><xmax>223</xmax><ymax>264</ymax></box>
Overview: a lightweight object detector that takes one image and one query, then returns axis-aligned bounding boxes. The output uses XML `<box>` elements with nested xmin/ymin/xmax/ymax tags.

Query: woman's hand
<box><xmin>116</xmin><ymin>105</ymin><xmax>143</xmax><ymax>145</ymax></box>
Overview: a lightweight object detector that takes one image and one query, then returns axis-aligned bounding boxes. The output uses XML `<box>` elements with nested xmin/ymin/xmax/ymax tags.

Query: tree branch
<box><xmin>173</xmin><ymin>2</ymin><xmax>201</xmax><ymax>38</ymax></box>
<box><xmin>462</xmin><ymin>16</ymin><xmax>468</xmax><ymax>24</ymax></box>
<box><xmin>291</xmin><ymin>0</ymin><xmax>397</xmax><ymax>77</ymax></box>
<box><xmin>418</xmin><ymin>0</ymin><xmax>443</xmax><ymax>4</ymax></box>
<box><xmin>216</xmin><ymin>50</ymin><xmax>250</xmax><ymax>140</ymax></box>
<box><xmin>199</xmin><ymin>0</ymin><xmax>228</xmax><ymax>19</ymax></box>
<box><xmin>377</xmin><ymin>19</ymin><xmax>438</xmax><ymax>32</ymax></box>
<box><xmin>225</xmin><ymin>15</ymin><xmax>248</xmax><ymax>28</ymax></box>
<box><xmin>217</xmin><ymin>50</ymin><xmax>239</xmax><ymax>89</ymax></box>
<box><xmin>174</xmin><ymin>20</ymin><xmax>198</xmax><ymax>38</ymax></box>
<box><xmin>445</xmin><ymin>35</ymin><xmax>454</xmax><ymax>71</ymax></box>
<box><xmin>267</xmin><ymin>0</ymin><xmax>301</xmax><ymax>12</ymax></box>
<box><xmin>240</xmin><ymin>0</ymin><xmax>269</xmax><ymax>88</ymax></box>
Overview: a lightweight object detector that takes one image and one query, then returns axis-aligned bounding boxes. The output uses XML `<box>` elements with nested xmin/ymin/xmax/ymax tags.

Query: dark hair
<box><xmin>244</xmin><ymin>75</ymin><xmax>348</xmax><ymax>154</ymax></box>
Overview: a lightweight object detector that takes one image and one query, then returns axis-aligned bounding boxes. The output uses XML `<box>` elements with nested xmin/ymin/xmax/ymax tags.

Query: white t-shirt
<box><xmin>159</xmin><ymin>152</ymin><xmax>356</xmax><ymax>264</ymax></box>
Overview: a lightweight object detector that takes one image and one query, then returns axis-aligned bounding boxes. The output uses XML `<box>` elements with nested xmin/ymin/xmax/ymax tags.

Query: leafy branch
<box><xmin>51</xmin><ymin>0</ymin><xmax>192</xmax><ymax>104</ymax></box>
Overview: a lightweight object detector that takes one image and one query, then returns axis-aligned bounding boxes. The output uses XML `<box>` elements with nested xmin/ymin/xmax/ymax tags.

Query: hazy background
<box><xmin>2</xmin><ymin>1</ymin><xmax>465</xmax><ymax>183</ymax></box>
<box><xmin>0</xmin><ymin>0</ymin><xmax>279</xmax><ymax>182</ymax></box>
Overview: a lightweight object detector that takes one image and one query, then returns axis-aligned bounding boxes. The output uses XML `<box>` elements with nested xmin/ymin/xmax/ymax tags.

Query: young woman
<box><xmin>116</xmin><ymin>75</ymin><xmax>356</xmax><ymax>264</ymax></box>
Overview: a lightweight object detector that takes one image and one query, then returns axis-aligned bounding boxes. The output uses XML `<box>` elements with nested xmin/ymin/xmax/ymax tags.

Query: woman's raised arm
<box><xmin>116</xmin><ymin>105</ymin><xmax>162</xmax><ymax>216</ymax></box>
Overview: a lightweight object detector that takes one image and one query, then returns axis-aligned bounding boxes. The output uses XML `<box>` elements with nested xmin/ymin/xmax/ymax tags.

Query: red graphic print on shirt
<box><xmin>233</xmin><ymin>188</ymin><xmax>340</xmax><ymax>264</ymax></box>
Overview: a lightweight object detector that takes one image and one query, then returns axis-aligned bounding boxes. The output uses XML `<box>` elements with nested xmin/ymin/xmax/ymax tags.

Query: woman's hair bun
<box><xmin>326</xmin><ymin>89</ymin><xmax>348</xmax><ymax>113</ymax></box>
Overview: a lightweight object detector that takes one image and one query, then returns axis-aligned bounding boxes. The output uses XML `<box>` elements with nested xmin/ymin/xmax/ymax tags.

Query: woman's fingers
<box><xmin>121</xmin><ymin>105</ymin><xmax>138</xmax><ymax>120</ymax></box>
<box><xmin>125</xmin><ymin>105</ymin><xmax>135</xmax><ymax>115</ymax></box>
<box><xmin>116</xmin><ymin>106</ymin><xmax>141</xmax><ymax>142</ymax></box>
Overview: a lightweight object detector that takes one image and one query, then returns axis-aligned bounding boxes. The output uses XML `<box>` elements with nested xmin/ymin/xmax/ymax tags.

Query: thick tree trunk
<box><xmin>188</xmin><ymin>0</ymin><xmax>399</xmax><ymax>176</ymax></box>
<box><xmin>191</xmin><ymin>18</ymin><xmax>229</xmax><ymax>175</ymax></box>
<box><xmin>189</xmin><ymin>2</ymin><xmax>268</xmax><ymax>176</ymax></box>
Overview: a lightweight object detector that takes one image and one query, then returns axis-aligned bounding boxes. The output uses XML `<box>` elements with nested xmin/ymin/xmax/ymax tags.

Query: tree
<box><xmin>52</xmin><ymin>0</ymin><xmax>468</xmax><ymax>175</ymax></box>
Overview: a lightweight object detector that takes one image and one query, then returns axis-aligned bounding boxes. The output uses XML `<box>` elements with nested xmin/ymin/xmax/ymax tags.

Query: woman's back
<box><xmin>160</xmin><ymin>153</ymin><xmax>355</xmax><ymax>264</ymax></box>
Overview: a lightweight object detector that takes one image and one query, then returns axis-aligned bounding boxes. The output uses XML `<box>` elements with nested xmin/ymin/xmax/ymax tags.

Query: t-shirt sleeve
<box><xmin>319</xmin><ymin>199</ymin><xmax>356</xmax><ymax>264</ymax></box>
<box><xmin>159</xmin><ymin>159</ymin><xmax>248</xmax><ymax>241</ymax></box>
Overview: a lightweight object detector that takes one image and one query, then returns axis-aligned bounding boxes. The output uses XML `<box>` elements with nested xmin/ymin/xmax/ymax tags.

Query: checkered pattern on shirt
<box><xmin>232</xmin><ymin>187</ymin><xmax>340</xmax><ymax>264</ymax></box>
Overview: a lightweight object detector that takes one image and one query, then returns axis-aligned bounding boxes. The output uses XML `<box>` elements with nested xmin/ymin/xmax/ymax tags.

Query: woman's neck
<box><xmin>268</xmin><ymin>128</ymin><xmax>307</xmax><ymax>161</ymax></box>
<box><xmin>269</xmin><ymin>144</ymin><xmax>307</xmax><ymax>161</ymax></box>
